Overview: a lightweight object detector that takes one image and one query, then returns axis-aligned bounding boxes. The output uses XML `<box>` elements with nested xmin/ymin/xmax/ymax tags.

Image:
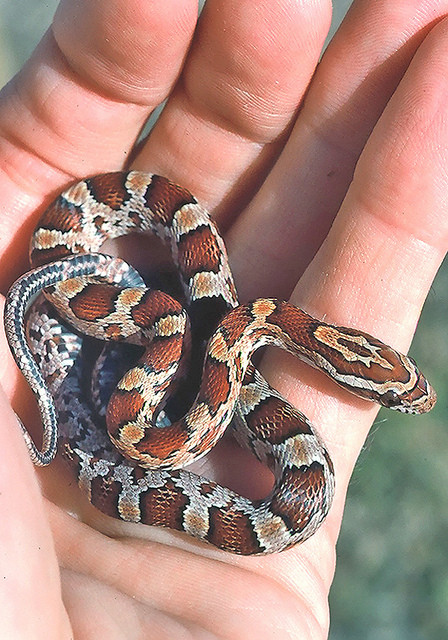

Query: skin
<box><xmin>0</xmin><ymin>0</ymin><xmax>447</xmax><ymax>637</ymax></box>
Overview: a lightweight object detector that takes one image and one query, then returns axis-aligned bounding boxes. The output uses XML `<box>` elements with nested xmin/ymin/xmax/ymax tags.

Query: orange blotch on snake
<box><xmin>270</xmin><ymin>463</ymin><xmax>327</xmax><ymax>532</ymax></box>
<box><xmin>136</xmin><ymin>423</ymin><xmax>189</xmax><ymax>462</ymax></box>
<box><xmin>86</xmin><ymin>172</ymin><xmax>130</xmax><ymax>210</ymax></box>
<box><xmin>140</xmin><ymin>479</ymin><xmax>189</xmax><ymax>528</ymax></box>
<box><xmin>70</xmin><ymin>284</ymin><xmax>118</xmax><ymax>321</ymax></box>
<box><xmin>247</xmin><ymin>396</ymin><xmax>313</xmax><ymax>443</ymax></box>
<box><xmin>177</xmin><ymin>225</ymin><xmax>222</xmax><ymax>278</ymax></box>
<box><xmin>207</xmin><ymin>507</ymin><xmax>262</xmax><ymax>555</ymax></box>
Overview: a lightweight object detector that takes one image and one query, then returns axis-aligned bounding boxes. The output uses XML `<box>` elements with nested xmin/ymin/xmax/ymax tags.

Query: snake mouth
<box><xmin>412</xmin><ymin>383</ymin><xmax>437</xmax><ymax>414</ymax></box>
<box><xmin>397</xmin><ymin>374</ymin><xmax>437</xmax><ymax>414</ymax></box>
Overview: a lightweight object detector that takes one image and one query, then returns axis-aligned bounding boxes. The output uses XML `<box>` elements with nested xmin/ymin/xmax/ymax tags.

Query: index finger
<box><xmin>0</xmin><ymin>0</ymin><xmax>198</xmax><ymax>286</ymax></box>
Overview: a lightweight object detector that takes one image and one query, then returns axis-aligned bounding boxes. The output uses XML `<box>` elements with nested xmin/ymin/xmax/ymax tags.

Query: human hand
<box><xmin>1</xmin><ymin>1</ymin><xmax>447</xmax><ymax>637</ymax></box>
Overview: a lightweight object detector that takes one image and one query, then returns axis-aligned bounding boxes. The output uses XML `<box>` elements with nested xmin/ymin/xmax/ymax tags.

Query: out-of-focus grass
<box><xmin>0</xmin><ymin>2</ymin><xmax>446</xmax><ymax>638</ymax></box>
<box><xmin>0</xmin><ymin>1</ymin><xmax>58</xmax><ymax>85</ymax></box>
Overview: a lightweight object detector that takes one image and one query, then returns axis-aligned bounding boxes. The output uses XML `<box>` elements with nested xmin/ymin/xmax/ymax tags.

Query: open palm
<box><xmin>1</xmin><ymin>1</ymin><xmax>447</xmax><ymax>638</ymax></box>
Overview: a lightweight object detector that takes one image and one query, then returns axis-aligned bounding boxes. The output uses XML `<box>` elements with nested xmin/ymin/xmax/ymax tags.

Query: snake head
<box><xmin>387</xmin><ymin>367</ymin><xmax>437</xmax><ymax>414</ymax></box>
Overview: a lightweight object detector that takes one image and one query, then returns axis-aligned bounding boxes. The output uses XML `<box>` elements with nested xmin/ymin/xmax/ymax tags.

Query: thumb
<box><xmin>0</xmin><ymin>296</ymin><xmax>68</xmax><ymax>637</ymax></box>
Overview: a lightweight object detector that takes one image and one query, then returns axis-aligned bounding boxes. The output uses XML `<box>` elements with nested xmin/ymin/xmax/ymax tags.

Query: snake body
<box><xmin>4</xmin><ymin>171</ymin><xmax>436</xmax><ymax>554</ymax></box>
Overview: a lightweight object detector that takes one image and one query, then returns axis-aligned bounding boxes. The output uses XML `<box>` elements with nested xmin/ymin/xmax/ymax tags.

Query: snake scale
<box><xmin>4</xmin><ymin>171</ymin><xmax>436</xmax><ymax>554</ymax></box>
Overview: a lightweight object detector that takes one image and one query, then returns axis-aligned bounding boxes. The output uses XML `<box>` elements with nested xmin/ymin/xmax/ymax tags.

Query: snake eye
<box><xmin>382</xmin><ymin>389</ymin><xmax>401</xmax><ymax>408</ymax></box>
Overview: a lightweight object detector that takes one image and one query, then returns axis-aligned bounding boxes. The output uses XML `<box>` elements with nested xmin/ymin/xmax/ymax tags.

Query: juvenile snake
<box><xmin>4</xmin><ymin>171</ymin><xmax>436</xmax><ymax>554</ymax></box>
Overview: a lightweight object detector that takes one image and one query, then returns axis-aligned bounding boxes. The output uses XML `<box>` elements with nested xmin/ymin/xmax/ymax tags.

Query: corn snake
<box><xmin>4</xmin><ymin>171</ymin><xmax>436</xmax><ymax>554</ymax></box>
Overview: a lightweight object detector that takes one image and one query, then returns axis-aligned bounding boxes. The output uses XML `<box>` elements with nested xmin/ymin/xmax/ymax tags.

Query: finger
<box><xmin>0</xmin><ymin>381</ymin><xmax>70</xmax><ymax>637</ymax></box>
<box><xmin>0</xmin><ymin>0</ymin><xmax>198</xmax><ymax>286</ymax></box>
<box><xmin>133</xmin><ymin>0</ymin><xmax>332</xmax><ymax>223</ymax></box>
<box><xmin>262</xmin><ymin>17</ymin><xmax>448</xmax><ymax>520</ymax></box>
<box><xmin>228</xmin><ymin>0</ymin><xmax>448</xmax><ymax>299</ymax></box>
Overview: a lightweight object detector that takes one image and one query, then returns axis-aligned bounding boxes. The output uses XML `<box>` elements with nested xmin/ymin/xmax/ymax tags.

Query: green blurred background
<box><xmin>0</xmin><ymin>1</ymin><xmax>446</xmax><ymax>638</ymax></box>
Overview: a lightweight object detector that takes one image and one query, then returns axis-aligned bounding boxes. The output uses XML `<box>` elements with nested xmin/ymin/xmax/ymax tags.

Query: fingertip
<box><xmin>52</xmin><ymin>0</ymin><xmax>199</xmax><ymax>104</ymax></box>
